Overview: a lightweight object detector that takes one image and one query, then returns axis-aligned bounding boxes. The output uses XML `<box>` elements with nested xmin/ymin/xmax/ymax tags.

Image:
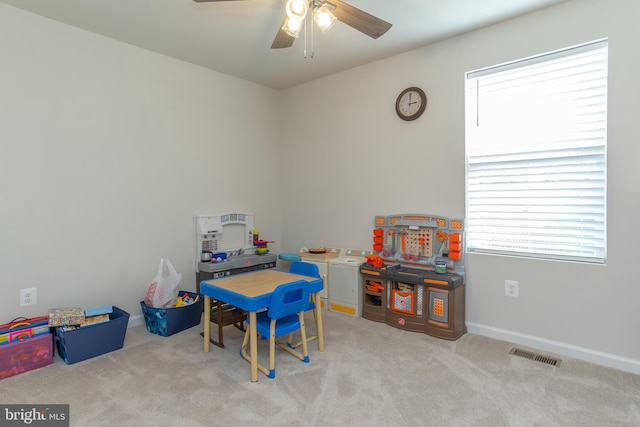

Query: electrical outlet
<box><xmin>505</xmin><ymin>280</ymin><xmax>519</xmax><ymax>298</ymax></box>
<box><xmin>20</xmin><ymin>287</ymin><xmax>37</xmax><ymax>307</ymax></box>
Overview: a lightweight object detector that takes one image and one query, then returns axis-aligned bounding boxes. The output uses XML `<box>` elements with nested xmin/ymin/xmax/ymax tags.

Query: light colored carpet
<box><xmin>1</xmin><ymin>311</ymin><xmax>639</xmax><ymax>427</ymax></box>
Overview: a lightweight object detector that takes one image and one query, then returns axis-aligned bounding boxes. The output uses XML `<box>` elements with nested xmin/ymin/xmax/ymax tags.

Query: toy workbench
<box><xmin>362</xmin><ymin>214</ymin><xmax>466</xmax><ymax>340</ymax></box>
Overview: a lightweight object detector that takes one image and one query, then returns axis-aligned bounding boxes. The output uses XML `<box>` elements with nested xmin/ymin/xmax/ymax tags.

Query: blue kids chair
<box><xmin>288</xmin><ymin>261</ymin><xmax>322</xmax><ymax>349</ymax></box>
<box><xmin>240</xmin><ymin>280</ymin><xmax>311</xmax><ymax>379</ymax></box>
<box><xmin>289</xmin><ymin>260</ymin><xmax>320</xmax><ymax>278</ymax></box>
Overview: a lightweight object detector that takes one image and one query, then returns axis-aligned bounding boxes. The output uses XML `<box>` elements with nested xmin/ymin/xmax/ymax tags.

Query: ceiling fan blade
<box><xmin>330</xmin><ymin>0</ymin><xmax>392</xmax><ymax>39</ymax></box>
<box><xmin>271</xmin><ymin>16</ymin><xmax>296</xmax><ymax>49</ymax></box>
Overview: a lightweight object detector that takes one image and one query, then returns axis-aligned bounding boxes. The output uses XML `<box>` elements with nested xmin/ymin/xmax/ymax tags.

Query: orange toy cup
<box><xmin>449</xmin><ymin>242</ymin><xmax>462</xmax><ymax>252</ymax></box>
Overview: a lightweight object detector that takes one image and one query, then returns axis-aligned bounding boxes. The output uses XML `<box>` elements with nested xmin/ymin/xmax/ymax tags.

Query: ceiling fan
<box><xmin>193</xmin><ymin>0</ymin><xmax>392</xmax><ymax>49</ymax></box>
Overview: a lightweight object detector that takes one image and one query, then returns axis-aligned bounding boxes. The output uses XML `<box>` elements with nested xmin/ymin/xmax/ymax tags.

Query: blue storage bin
<box><xmin>140</xmin><ymin>291</ymin><xmax>203</xmax><ymax>337</ymax></box>
<box><xmin>55</xmin><ymin>306</ymin><xmax>129</xmax><ymax>365</ymax></box>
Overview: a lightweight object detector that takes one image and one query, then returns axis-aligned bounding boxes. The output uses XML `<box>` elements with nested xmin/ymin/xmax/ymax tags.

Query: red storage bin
<box><xmin>0</xmin><ymin>333</ymin><xmax>53</xmax><ymax>379</ymax></box>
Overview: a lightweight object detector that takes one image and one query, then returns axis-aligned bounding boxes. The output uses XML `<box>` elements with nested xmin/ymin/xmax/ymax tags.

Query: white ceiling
<box><xmin>1</xmin><ymin>0</ymin><xmax>567</xmax><ymax>90</ymax></box>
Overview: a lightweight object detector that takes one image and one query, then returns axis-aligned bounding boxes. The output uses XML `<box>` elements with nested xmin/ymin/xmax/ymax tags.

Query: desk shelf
<box><xmin>362</xmin><ymin>276</ymin><xmax>387</xmax><ymax>323</ymax></box>
<box><xmin>197</xmin><ymin>271</ymin><xmax>246</xmax><ymax>348</ymax></box>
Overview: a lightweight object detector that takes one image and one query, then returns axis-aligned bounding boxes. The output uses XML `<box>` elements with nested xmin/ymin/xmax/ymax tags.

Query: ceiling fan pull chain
<box><xmin>308</xmin><ymin>0</ymin><xmax>312</xmax><ymax>58</ymax></box>
<box><xmin>310</xmin><ymin>7</ymin><xmax>315</xmax><ymax>59</ymax></box>
<box><xmin>303</xmin><ymin>10</ymin><xmax>308</xmax><ymax>58</ymax></box>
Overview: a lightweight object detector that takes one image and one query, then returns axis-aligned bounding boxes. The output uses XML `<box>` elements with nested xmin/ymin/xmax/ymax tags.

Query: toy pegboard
<box><xmin>397</xmin><ymin>226</ymin><xmax>434</xmax><ymax>258</ymax></box>
<box><xmin>372</xmin><ymin>213</ymin><xmax>465</xmax><ymax>276</ymax></box>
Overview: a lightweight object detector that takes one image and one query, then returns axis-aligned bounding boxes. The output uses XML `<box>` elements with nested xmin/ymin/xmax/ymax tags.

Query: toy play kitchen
<box><xmin>360</xmin><ymin>213</ymin><xmax>466</xmax><ymax>340</ymax></box>
<box><xmin>195</xmin><ymin>212</ymin><xmax>276</xmax><ymax>284</ymax></box>
<box><xmin>195</xmin><ymin>212</ymin><xmax>277</xmax><ymax>347</ymax></box>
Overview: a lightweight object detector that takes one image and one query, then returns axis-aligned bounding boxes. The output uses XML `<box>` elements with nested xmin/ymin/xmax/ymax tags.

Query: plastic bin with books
<box><xmin>49</xmin><ymin>306</ymin><xmax>129</xmax><ymax>365</ymax></box>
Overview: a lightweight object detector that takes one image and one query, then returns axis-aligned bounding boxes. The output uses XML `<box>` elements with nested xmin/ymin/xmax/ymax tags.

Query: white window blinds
<box><xmin>465</xmin><ymin>40</ymin><xmax>608</xmax><ymax>263</ymax></box>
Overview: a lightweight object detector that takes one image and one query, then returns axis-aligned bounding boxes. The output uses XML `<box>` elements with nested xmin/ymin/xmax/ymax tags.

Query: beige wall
<box><xmin>280</xmin><ymin>0</ymin><xmax>640</xmax><ymax>373</ymax></box>
<box><xmin>0</xmin><ymin>4</ymin><xmax>283</xmax><ymax>319</ymax></box>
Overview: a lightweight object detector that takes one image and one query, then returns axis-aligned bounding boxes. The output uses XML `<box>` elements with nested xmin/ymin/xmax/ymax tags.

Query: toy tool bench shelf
<box><xmin>360</xmin><ymin>264</ymin><xmax>466</xmax><ymax>340</ymax></box>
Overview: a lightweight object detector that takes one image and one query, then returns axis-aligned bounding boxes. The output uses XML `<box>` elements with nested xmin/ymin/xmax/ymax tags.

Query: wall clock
<box><xmin>395</xmin><ymin>87</ymin><xmax>427</xmax><ymax>121</ymax></box>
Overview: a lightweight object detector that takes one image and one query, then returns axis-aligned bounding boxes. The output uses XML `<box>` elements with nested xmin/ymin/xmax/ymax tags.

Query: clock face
<box><xmin>396</xmin><ymin>87</ymin><xmax>427</xmax><ymax>121</ymax></box>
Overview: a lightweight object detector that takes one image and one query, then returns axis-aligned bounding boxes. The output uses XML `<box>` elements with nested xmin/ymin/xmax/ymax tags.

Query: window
<box><xmin>465</xmin><ymin>39</ymin><xmax>608</xmax><ymax>263</ymax></box>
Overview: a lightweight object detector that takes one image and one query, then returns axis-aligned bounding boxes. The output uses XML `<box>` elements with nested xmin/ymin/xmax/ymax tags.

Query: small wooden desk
<box><xmin>200</xmin><ymin>269</ymin><xmax>324</xmax><ymax>382</ymax></box>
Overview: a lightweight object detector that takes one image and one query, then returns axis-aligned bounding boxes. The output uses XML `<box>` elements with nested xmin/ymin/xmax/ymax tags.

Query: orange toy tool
<box><xmin>365</xmin><ymin>254</ymin><xmax>383</xmax><ymax>268</ymax></box>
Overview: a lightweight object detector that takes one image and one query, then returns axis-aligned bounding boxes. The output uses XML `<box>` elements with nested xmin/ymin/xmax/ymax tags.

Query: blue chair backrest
<box><xmin>268</xmin><ymin>280</ymin><xmax>311</xmax><ymax>320</ymax></box>
<box><xmin>290</xmin><ymin>261</ymin><xmax>320</xmax><ymax>278</ymax></box>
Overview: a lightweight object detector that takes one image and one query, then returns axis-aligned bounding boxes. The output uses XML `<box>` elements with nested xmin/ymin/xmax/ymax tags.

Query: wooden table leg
<box><xmin>313</xmin><ymin>293</ymin><xmax>325</xmax><ymax>351</ymax></box>
<box><xmin>249</xmin><ymin>311</ymin><xmax>258</xmax><ymax>382</ymax></box>
<box><xmin>204</xmin><ymin>296</ymin><xmax>211</xmax><ymax>353</ymax></box>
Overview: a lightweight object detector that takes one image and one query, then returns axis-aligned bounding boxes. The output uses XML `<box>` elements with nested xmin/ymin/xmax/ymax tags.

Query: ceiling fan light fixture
<box><xmin>313</xmin><ymin>5</ymin><xmax>336</xmax><ymax>33</ymax></box>
<box><xmin>282</xmin><ymin>16</ymin><xmax>303</xmax><ymax>38</ymax></box>
<box><xmin>285</xmin><ymin>0</ymin><xmax>309</xmax><ymax>21</ymax></box>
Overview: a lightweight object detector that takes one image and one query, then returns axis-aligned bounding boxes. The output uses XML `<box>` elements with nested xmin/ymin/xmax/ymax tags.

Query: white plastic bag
<box><xmin>144</xmin><ymin>258</ymin><xmax>181</xmax><ymax>308</ymax></box>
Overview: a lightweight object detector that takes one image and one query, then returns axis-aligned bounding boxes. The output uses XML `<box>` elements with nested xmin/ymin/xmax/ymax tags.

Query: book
<box><xmin>48</xmin><ymin>308</ymin><xmax>84</xmax><ymax>327</ymax></box>
<box><xmin>85</xmin><ymin>306</ymin><xmax>113</xmax><ymax>317</ymax></box>
<box><xmin>80</xmin><ymin>314</ymin><xmax>110</xmax><ymax>328</ymax></box>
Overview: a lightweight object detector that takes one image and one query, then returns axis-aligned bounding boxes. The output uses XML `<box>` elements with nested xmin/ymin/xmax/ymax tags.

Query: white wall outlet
<box><xmin>20</xmin><ymin>287</ymin><xmax>37</xmax><ymax>307</ymax></box>
<box><xmin>505</xmin><ymin>280</ymin><xmax>519</xmax><ymax>298</ymax></box>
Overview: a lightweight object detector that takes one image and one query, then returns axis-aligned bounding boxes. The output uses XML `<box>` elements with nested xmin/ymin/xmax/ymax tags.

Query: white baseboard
<box><xmin>127</xmin><ymin>314</ymin><xmax>145</xmax><ymax>328</ymax></box>
<box><xmin>466</xmin><ymin>321</ymin><xmax>640</xmax><ymax>376</ymax></box>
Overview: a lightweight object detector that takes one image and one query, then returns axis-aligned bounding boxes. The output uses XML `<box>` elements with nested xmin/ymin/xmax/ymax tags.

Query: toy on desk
<box><xmin>209</xmin><ymin>252</ymin><xmax>228</xmax><ymax>264</ymax></box>
<box><xmin>253</xmin><ymin>230</ymin><xmax>275</xmax><ymax>255</ymax></box>
<box><xmin>365</xmin><ymin>254</ymin><xmax>384</xmax><ymax>268</ymax></box>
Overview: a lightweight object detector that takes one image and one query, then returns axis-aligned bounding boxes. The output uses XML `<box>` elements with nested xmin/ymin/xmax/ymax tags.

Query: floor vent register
<box><xmin>509</xmin><ymin>347</ymin><xmax>562</xmax><ymax>367</ymax></box>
